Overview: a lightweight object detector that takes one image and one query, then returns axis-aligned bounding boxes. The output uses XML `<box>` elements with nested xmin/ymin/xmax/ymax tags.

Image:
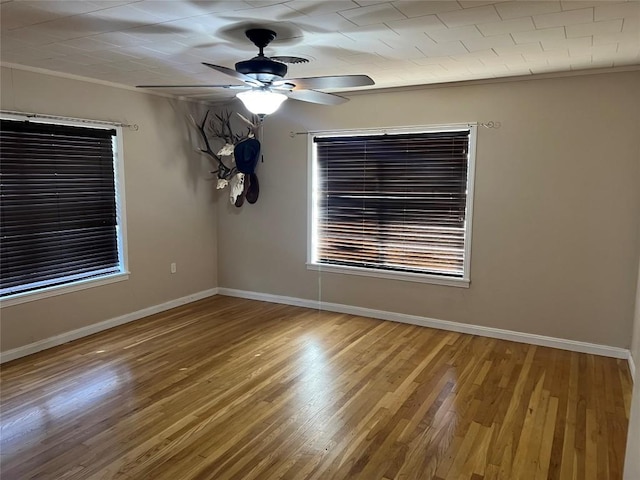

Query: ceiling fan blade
<box><xmin>287</xmin><ymin>89</ymin><xmax>348</xmax><ymax>106</ymax></box>
<box><xmin>137</xmin><ymin>84</ymin><xmax>250</xmax><ymax>89</ymax></box>
<box><xmin>202</xmin><ymin>63</ymin><xmax>264</xmax><ymax>86</ymax></box>
<box><xmin>278</xmin><ymin>75</ymin><xmax>374</xmax><ymax>91</ymax></box>
<box><xmin>270</xmin><ymin>82</ymin><xmax>296</xmax><ymax>91</ymax></box>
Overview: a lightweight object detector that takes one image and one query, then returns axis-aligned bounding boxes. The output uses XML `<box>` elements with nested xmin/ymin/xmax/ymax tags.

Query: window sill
<box><xmin>306</xmin><ymin>263</ymin><xmax>470</xmax><ymax>288</ymax></box>
<box><xmin>0</xmin><ymin>272</ymin><xmax>130</xmax><ymax>307</ymax></box>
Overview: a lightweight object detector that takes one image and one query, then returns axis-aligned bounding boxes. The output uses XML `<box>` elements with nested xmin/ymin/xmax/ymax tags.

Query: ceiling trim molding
<box><xmin>1</xmin><ymin>61</ymin><xmax>160</xmax><ymax>94</ymax></box>
<box><xmin>346</xmin><ymin>65</ymin><xmax>640</xmax><ymax>97</ymax></box>
<box><xmin>2</xmin><ymin>61</ymin><xmax>639</xmax><ymax>103</ymax></box>
<box><xmin>0</xmin><ymin>62</ymin><xmax>215</xmax><ymax>105</ymax></box>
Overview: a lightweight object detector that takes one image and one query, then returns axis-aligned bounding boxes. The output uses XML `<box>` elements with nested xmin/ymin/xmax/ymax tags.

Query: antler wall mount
<box><xmin>193</xmin><ymin>109</ymin><xmax>261</xmax><ymax>207</ymax></box>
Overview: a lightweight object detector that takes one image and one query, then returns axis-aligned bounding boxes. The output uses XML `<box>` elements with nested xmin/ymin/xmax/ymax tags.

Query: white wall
<box><xmin>218</xmin><ymin>71</ymin><xmax>640</xmax><ymax>349</ymax></box>
<box><xmin>0</xmin><ymin>66</ymin><xmax>218</xmax><ymax>353</ymax></box>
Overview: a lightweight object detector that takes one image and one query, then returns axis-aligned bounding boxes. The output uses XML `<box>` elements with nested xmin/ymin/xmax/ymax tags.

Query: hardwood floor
<box><xmin>0</xmin><ymin>296</ymin><xmax>632</xmax><ymax>480</ymax></box>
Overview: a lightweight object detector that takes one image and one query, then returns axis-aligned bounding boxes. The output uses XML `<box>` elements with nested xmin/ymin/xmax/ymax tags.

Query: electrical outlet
<box><xmin>170</xmin><ymin>262</ymin><xmax>177</xmax><ymax>274</ymax></box>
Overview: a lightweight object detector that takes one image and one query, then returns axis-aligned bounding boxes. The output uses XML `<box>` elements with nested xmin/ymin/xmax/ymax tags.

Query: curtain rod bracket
<box><xmin>290</xmin><ymin>131</ymin><xmax>308</xmax><ymax>138</ymax></box>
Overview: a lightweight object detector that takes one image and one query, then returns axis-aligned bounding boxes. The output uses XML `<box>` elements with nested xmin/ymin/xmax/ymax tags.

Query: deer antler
<box><xmin>236</xmin><ymin>112</ymin><xmax>261</xmax><ymax>141</ymax></box>
<box><xmin>197</xmin><ymin>111</ymin><xmax>235</xmax><ymax>179</ymax></box>
<box><xmin>193</xmin><ymin>109</ymin><xmax>263</xmax><ymax>181</ymax></box>
<box><xmin>209</xmin><ymin>110</ymin><xmax>233</xmax><ymax>144</ymax></box>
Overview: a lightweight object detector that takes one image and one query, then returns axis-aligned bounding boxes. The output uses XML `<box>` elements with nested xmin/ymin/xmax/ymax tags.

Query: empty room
<box><xmin>1</xmin><ymin>1</ymin><xmax>639</xmax><ymax>479</ymax></box>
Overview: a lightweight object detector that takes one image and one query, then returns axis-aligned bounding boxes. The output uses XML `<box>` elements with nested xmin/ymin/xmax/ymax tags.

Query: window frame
<box><xmin>307</xmin><ymin>123</ymin><xmax>477</xmax><ymax>288</ymax></box>
<box><xmin>0</xmin><ymin>114</ymin><xmax>129</xmax><ymax>307</ymax></box>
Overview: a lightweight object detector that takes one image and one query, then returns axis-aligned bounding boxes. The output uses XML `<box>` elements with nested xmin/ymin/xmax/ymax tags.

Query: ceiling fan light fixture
<box><xmin>236</xmin><ymin>89</ymin><xmax>287</xmax><ymax>116</ymax></box>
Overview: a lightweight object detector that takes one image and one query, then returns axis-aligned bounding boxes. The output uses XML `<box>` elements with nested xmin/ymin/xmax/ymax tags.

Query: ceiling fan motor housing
<box><xmin>236</xmin><ymin>28</ymin><xmax>288</xmax><ymax>83</ymax></box>
<box><xmin>235</xmin><ymin>57</ymin><xmax>288</xmax><ymax>83</ymax></box>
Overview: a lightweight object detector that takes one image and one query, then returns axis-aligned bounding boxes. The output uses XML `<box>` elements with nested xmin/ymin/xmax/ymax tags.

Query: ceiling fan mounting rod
<box><xmin>245</xmin><ymin>28</ymin><xmax>277</xmax><ymax>57</ymax></box>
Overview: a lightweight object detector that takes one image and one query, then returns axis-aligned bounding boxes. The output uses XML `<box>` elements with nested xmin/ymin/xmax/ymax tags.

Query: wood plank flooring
<box><xmin>0</xmin><ymin>296</ymin><xmax>632</xmax><ymax>480</ymax></box>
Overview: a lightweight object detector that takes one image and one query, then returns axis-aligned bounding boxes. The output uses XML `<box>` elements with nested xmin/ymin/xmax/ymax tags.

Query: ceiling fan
<box><xmin>137</xmin><ymin>28</ymin><xmax>375</xmax><ymax>116</ymax></box>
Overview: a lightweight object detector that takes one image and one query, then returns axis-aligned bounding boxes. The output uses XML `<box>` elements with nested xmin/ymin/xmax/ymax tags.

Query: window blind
<box><xmin>313</xmin><ymin>130</ymin><xmax>470</xmax><ymax>277</ymax></box>
<box><xmin>0</xmin><ymin>119</ymin><xmax>120</xmax><ymax>297</ymax></box>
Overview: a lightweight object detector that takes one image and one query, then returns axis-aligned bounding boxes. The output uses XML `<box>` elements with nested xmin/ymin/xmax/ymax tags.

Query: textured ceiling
<box><xmin>1</xmin><ymin>0</ymin><xmax>639</xmax><ymax>101</ymax></box>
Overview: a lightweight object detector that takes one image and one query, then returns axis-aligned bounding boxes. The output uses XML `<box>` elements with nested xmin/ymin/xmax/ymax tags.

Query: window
<box><xmin>308</xmin><ymin>125</ymin><xmax>476</xmax><ymax>287</ymax></box>
<box><xmin>0</xmin><ymin>117</ymin><xmax>128</xmax><ymax>303</ymax></box>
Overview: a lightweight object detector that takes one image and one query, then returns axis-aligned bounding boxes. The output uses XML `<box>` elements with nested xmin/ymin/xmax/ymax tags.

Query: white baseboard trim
<box><xmin>629</xmin><ymin>353</ymin><xmax>636</xmax><ymax>383</ymax></box>
<box><xmin>0</xmin><ymin>288</ymin><xmax>219</xmax><ymax>364</ymax></box>
<box><xmin>218</xmin><ymin>288</ymin><xmax>630</xmax><ymax>360</ymax></box>
<box><xmin>4</xmin><ymin>286</ymin><xmax>632</xmax><ymax>368</ymax></box>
